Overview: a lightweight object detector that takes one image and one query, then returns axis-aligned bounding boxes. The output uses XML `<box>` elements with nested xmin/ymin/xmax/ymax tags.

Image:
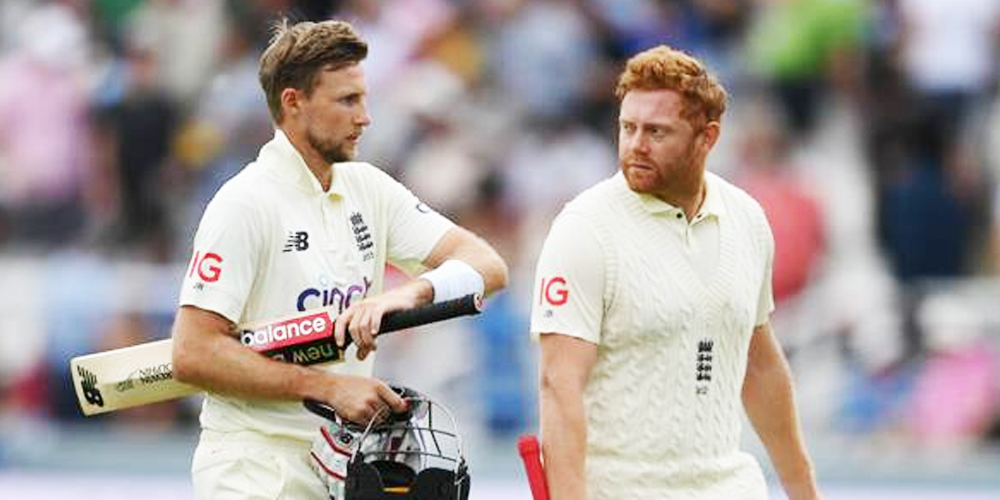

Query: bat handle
<box><xmin>518</xmin><ymin>434</ymin><xmax>550</xmax><ymax>500</ymax></box>
<box><xmin>303</xmin><ymin>397</ymin><xmax>339</xmax><ymax>422</ymax></box>
<box><xmin>340</xmin><ymin>293</ymin><xmax>484</xmax><ymax>348</ymax></box>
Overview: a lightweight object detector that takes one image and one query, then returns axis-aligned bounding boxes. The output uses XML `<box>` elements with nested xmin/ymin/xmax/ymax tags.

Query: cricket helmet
<box><xmin>306</xmin><ymin>386</ymin><xmax>470</xmax><ymax>500</ymax></box>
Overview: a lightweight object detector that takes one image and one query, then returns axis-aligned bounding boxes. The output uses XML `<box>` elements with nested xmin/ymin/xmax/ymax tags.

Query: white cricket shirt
<box><xmin>530</xmin><ymin>171</ymin><xmax>774</xmax><ymax>499</ymax></box>
<box><xmin>179</xmin><ymin>130</ymin><xmax>454</xmax><ymax>441</ymax></box>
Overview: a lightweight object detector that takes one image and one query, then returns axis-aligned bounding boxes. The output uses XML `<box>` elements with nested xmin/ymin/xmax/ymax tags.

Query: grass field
<box><xmin>2</xmin><ymin>424</ymin><xmax>999</xmax><ymax>499</ymax></box>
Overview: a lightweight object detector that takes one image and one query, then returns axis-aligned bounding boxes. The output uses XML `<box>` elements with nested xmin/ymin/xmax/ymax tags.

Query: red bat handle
<box><xmin>518</xmin><ymin>434</ymin><xmax>550</xmax><ymax>500</ymax></box>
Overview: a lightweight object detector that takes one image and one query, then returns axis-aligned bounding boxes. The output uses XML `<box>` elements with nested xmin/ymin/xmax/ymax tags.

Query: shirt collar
<box><xmin>699</xmin><ymin>172</ymin><xmax>726</xmax><ymax>219</ymax></box>
<box><xmin>630</xmin><ymin>171</ymin><xmax>727</xmax><ymax>219</ymax></box>
<box><xmin>261</xmin><ymin>129</ymin><xmax>347</xmax><ymax>197</ymax></box>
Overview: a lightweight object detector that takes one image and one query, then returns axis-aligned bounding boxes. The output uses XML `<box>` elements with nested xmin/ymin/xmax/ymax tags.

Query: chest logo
<box><xmin>695</xmin><ymin>338</ymin><xmax>714</xmax><ymax>395</ymax></box>
<box><xmin>284</xmin><ymin>231</ymin><xmax>310</xmax><ymax>252</ymax></box>
<box><xmin>350</xmin><ymin>212</ymin><xmax>375</xmax><ymax>261</ymax></box>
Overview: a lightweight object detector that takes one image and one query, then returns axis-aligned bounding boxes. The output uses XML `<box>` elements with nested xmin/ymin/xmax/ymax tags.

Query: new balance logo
<box><xmin>284</xmin><ymin>231</ymin><xmax>310</xmax><ymax>252</ymax></box>
<box><xmin>77</xmin><ymin>365</ymin><xmax>104</xmax><ymax>407</ymax></box>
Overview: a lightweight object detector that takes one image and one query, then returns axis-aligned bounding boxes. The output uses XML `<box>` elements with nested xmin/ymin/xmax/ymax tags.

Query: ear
<box><xmin>279</xmin><ymin>87</ymin><xmax>301</xmax><ymax>118</ymax></box>
<box><xmin>698</xmin><ymin>121</ymin><xmax>721</xmax><ymax>153</ymax></box>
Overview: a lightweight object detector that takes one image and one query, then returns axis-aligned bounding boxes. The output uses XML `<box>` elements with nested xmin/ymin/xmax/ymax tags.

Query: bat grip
<box><xmin>518</xmin><ymin>434</ymin><xmax>550</xmax><ymax>500</ymax></box>
<box><xmin>364</xmin><ymin>292</ymin><xmax>483</xmax><ymax>340</ymax></box>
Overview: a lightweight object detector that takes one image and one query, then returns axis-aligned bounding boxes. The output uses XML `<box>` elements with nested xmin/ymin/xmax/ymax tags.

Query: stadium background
<box><xmin>1</xmin><ymin>0</ymin><xmax>1000</xmax><ymax>498</ymax></box>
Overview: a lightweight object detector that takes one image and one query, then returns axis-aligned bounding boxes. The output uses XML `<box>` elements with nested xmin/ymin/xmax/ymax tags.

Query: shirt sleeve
<box><xmin>529</xmin><ymin>211</ymin><xmax>605</xmax><ymax>344</ymax></box>
<box><xmin>177</xmin><ymin>195</ymin><xmax>261</xmax><ymax>324</ymax></box>
<box><xmin>756</xmin><ymin>214</ymin><xmax>776</xmax><ymax>327</ymax></box>
<box><xmin>376</xmin><ymin>171</ymin><xmax>455</xmax><ymax>276</ymax></box>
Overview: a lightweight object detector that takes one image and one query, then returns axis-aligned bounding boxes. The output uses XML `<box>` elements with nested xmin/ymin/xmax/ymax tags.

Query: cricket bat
<box><xmin>70</xmin><ymin>294</ymin><xmax>483</xmax><ymax>416</ymax></box>
<box><xmin>518</xmin><ymin>434</ymin><xmax>550</xmax><ymax>500</ymax></box>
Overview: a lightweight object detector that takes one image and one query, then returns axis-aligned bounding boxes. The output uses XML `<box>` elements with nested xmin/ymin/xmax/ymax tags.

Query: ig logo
<box><xmin>539</xmin><ymin>277</ymin><xmax>569</xmax><ymax>306</ymax></box>
<box><xmin>188</xmin><ymin>251</ymin><xmax>224</xmax><ymax>282</ymax></box>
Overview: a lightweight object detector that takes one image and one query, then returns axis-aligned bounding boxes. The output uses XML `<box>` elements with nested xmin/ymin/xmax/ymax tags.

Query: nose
<box><xmin>355</xmin><ymin>102</ymin><xmax>371</xmax><ymax>127</ymax></box>
<box><xmin>356</xmin><ymin>111</ymin><xmax>370</xmax><ymax>127</ymax></box>
<box><xmin>626</xmin><ymin>131</ymin><xmax>649</xmax><ymax>155</ymax></box>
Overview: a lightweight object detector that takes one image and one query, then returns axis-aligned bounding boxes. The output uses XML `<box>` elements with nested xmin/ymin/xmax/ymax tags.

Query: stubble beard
<box><xmin>622</xmin><ymin>141</ymin><xmax>701</xmax><ymax>198</ymax></box>
<box><xmin>307</xmin><ymin>130</ymin><xmax>354</xmax><ymax>165</ymax></box>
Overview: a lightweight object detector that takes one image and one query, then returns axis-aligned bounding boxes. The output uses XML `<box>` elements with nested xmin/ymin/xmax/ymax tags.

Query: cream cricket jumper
<box><xmin>531</xmin><ymin>171</ymin><xmax>775</xmax><ymax>499</ymax></box>
<box><xmin>179</xmin><ymin>130</ymin><xmax>454</xmax><ymax>442</ymax></box>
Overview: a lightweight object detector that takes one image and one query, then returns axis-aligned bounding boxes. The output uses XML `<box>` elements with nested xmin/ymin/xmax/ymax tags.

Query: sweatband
<box><xmin>419</xmin><ymin>259</ymin><xmax>484</xmax><ymax>303</ymax></box>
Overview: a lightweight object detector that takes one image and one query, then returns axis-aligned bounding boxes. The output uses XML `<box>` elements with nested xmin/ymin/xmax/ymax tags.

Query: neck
<box><xmin>661</xmin><ymin>182</ymin><xmax>705</xmax><ymax>220</ymax></box>
<box><xmin>653</xmin><ymin>168</ymin><xmax>706</xmax><ymax>220</ymax></box>
<box><xmin>304</xmin><ymin>155</ymin><xmax>334</xmax><ymax>192</ymax></box>
<box><xmin>283</xmin><ymin>127</ymin><xmax>333</xmax><ymax>191</ymax></box>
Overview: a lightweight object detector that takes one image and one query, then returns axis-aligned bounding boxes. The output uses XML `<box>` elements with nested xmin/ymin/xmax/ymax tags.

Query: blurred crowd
<box><xmin>1</xmin><ymin>0</ymin><xmax>1000</xmax><ymax>456</ymax></box>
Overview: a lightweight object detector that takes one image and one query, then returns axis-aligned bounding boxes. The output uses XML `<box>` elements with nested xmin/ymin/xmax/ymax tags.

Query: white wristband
<box><xmin>419</xmin><ymin>259</ymin><xmax>485</xmax><ymax>303</ymax></box>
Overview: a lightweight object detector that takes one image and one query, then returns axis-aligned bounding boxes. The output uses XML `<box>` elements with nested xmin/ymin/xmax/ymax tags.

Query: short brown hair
<box><xmin>615</xmin><ymin>45</ymin><xmax>728</xmax><ymax>129</ymax></box>
<box><xmin>258</xmin><ymin>19</ymin><xmax>368</xmax><ymax>123</ymax></box>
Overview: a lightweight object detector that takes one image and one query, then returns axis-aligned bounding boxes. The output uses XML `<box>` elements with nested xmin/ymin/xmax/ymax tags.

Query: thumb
<box><xmin>378</xmin><ymin>384</ymin><xmax>409</xmax><ymax>413</ymax></box>
<box><xmin>333</xmin><ymin>316</ymin><xmax>347</xmax><ymax>349</ymax></box>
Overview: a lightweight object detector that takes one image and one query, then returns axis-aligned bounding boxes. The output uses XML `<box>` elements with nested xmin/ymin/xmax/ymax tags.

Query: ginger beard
<box><xmin>616</xmin><ymin>89</ymin><xmax>710</xmax><ymax>201</ymax></box>
<box><xmin>620</xmin><ymin>136</ymin><xmax>702</xmax><ymax>197</ymax></box>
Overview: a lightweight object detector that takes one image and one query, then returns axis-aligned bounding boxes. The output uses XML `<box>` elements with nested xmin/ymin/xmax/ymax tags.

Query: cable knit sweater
<box><xmin>537</xmin><ymin>172</ymin><xmax>774</xmax><ymax>499</ymax></box>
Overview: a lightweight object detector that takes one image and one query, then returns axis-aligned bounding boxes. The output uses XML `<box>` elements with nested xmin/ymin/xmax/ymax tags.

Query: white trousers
<box><xmin>192</xmin><ymin>429</ymin><xmax>326</xmax><ymax>500</ymax></box>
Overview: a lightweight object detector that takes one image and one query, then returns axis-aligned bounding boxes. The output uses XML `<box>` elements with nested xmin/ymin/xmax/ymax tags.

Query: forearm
<box><xmin>540</xmin><ymin>377</ymin><xmax>588</xmax><ymax>500</ymax></box>
<box><xmin>453</xmin><ymin>243</ymin><xmax>508</xmax><ymax>296</ymax></box>
<box><xmin>745</xmin><ymin>366</ymin><xmax>817</xmax><ymax>496</ymax></box>
<box><xmin>424</xmin><ymin>227</ymin><xmax>509</xmax><ymax>296</ymax></box>
<box><xmin>378</xmin><ymin>278</ymin><xmax>435</xmax><ymax>310</ymax></box>
<box><xmin>177</xmin><ymin>333</ymin><xmax>325</xmax><ymax>401</ymax></box>
<box><xmin>743</xmin><ymin>331</ymin><xmax>818</xmax><ymax>500</ymax></box>
<box><xmin>172</xmin><ymin>306</ymin><xmax>329</xmax><ymax>402</ymax></box>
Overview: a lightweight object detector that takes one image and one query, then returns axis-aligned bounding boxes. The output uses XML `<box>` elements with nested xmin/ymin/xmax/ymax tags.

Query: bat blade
<box><xmin>70</xmin><ymin>339</ymin><xmax>198</xmax><ymax>416</ymax></box>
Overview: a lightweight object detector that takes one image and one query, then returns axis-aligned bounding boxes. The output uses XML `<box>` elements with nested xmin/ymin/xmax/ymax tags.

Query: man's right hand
<box><xmin>318</xmin><ymin>374</ymin><xmax>407</xmax><ymax>425</ymax></box>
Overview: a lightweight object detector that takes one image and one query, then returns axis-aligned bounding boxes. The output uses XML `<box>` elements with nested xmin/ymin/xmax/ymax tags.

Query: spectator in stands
<box><xmin>745</xmin><ymin>0</ymin><xmax>868</xmax><ymax>139</ymax></box>
<box><xmin>0</xmin><ymin>3</ymin><xmax>93</xmax><ymax>248</ymax></box>
<box><xmin>733</xmin><ymin>98</ymin><xmax>825</xmax><ymax>306</ymax></box>
<box><xmin>92</xmin><ymin>38</ymin><xmax>179</xmax><ymax>258</ymax></box>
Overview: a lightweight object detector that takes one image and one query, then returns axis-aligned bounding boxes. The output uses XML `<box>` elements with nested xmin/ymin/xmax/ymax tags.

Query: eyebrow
<box><xmin>619</xmin><ymin>118</ymin><xmax>677</xmax><ymax>130</ymax></box>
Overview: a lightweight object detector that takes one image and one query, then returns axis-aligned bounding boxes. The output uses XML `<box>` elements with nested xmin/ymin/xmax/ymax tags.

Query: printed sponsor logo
<box><xmin>77</xmin><ymin>365</ymin><xmax>104</xmax><ymax>407</ymax></box>
<box><xmin>188</xmin><ymin>251</ymin><xmax>224</xmax><ymax>282</ymax></box>
<box><xmin>539</xmin><ymin>276</ymin><xmax>569</xmax><ymax>306</ymax></box>
<box><xmin>296</xmin><ymin>277</ymin><xmax>372</xmax><ymax>312</ymax></box>
<box><xmin>268</xmin><ymin>341</ymin><xmax>339</xmax><ymax>365</ymax></box>
<box><xmin>240</xmin><ymin>311</ymin><xmax>334</xmax><ymax>352</ymax></box>
<box><xmin>284</xmin><ymin>231</ymin><xmax>310</xmax><ymax>252</ymax></box>
<box><xmin>116</xmin><ymin>363</ymin><xmax>173</xmax><ymax>392</ymax></box>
